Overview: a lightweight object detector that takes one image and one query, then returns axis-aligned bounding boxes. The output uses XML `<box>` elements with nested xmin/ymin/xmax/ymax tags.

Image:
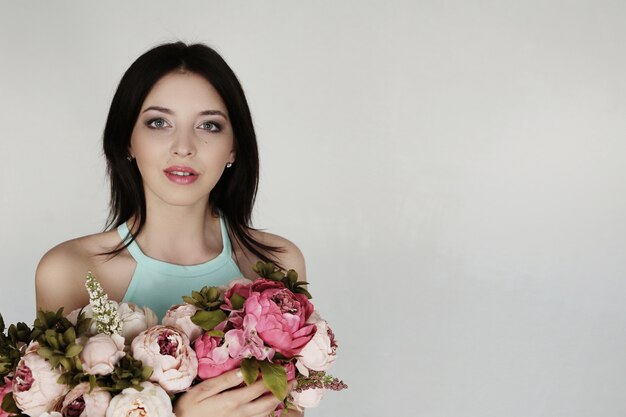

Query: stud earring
<box><xmin>126</xmin><ymin>155</ymin><xmax>134</xmax><ymax>162</ymax></box>
<box><xmin>226</xmin><ymin>162</ymin><xmax>233</xmax><ymax>168</ymax></box>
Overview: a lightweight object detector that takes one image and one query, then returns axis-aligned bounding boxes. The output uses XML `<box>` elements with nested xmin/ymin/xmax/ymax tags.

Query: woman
<box><xmin>35</xmin><ymin>42</ymin><xmax>305</xmax><ymax>417</ymax></box>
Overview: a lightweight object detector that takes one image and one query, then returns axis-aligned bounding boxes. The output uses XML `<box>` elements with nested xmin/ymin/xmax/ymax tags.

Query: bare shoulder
<box><xmin>233</xmin><ymin>229</ymin><xmax>307</xmax><ymax>281</ymax></box>
<box><xmin>35</xmin><ymin>229</ymin><xmax>133</xmax><ymax>313</ymax></box>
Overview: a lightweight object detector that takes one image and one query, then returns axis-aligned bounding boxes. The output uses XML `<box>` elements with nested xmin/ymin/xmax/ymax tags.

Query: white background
<box><xmin>1</xmin><ymin>1</ymin><xmax>626</xmax><ymax>416</ymax></box>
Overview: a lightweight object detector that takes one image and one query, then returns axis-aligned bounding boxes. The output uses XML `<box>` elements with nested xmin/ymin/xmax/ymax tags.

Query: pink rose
<box><xmin>12</xmin><ymin>342</ymin><xmax>68</xmax><ymax>416</ymax></box>
<box><xmin>243</xmin><ymin>289</ymin><xmax>316</xmax><ymax>357</ymax></box>
<box><xmin>291</xmin><ymin>388</ymin><xmax>324</xmax><ymax>409</ymax></box>
<box><xmin>80</xmin><ymin>333</ymin><xmax>125</xmax><ymax>375</ymax></box>
<box><xmin>131</xmin><ymin>326</ymin><xmax>198</xmax><ymax>394</ymax></box>
<box><xmin>194</xmin><ymin>333</ymin><xmax>241</xmax><ymax>379</ymax></box>
<box><xmin>0</xmin><ymin>377</ymin><xmax>13</xmax><ymax>417</ymax></box>
<box><xmin>117</xmin><ymin>303</ymin><xmax>158</xmax><ymax>345</ymax></box>
<box><xmin>60</xmin><ymin>382</ymin><xmax>111</xmax><ymax>417</ymax></box>
<box><xmin>295</xmin><ymin>318</ymin><xmax>337</xmax><ymax>376</ymax></box>
<box><xmin>162</xmin><ymin>304</ymin><xmax>203</xmax><ymax>342</ymax></box>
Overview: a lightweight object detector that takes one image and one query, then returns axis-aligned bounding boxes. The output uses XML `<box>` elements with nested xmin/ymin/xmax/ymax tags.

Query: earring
<box><xmin>226</xmin><ymin>162</ymin><xmax>233</xmax><ymax>168</ymax></box>
<box><xmin>126</xmin><ymin>155</ymin><xmax>134</xmax><ymax>162</ymax></box>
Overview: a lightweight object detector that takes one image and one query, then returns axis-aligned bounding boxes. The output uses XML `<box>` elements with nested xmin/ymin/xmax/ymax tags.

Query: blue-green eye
<box><xmin>146</xmin><ymin>118</ymin><xmax>168</xmax><ymax>129</ymax></box>
<box><xmin>199</xmin><ymin>121</ymin><xmax>221</xmax><ymax>132</ymax></box>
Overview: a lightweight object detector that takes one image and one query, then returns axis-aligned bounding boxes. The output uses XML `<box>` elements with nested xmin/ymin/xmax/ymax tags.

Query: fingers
<box><xmin>241</xmin><ymin>392</ymin><xmax>284</xmax><ymax>417</ymax></box>
<box><xmin>193</xmin><ymin>368</ymin><xmax>244</xmax><ymax>399</ymax></box>
<box><xmin>221</xmin><ymin>379</ymin><xmax>269</xmax><ymax>403</ymax></box>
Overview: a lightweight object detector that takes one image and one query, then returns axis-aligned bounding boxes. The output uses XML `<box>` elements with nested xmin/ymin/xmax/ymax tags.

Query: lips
<box><xmin>164</xmin><ymin>165</ymin><xmax>199</xmax><ymax>184</ymax></box>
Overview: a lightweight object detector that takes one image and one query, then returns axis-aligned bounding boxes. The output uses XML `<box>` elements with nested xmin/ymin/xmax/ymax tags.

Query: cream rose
<box><xmin>80</xmin><ymin>333</ymin><xmax>126</xmax><ymax>375</ymax></box>
<box><xmin>131</xmin><ymin>325</ymin><xmax>198</xmax><ymax>394</ymax></box>
<box><xmin>105</xmin><ymin>382</ymin><xmax>174</xmax><ymax>417</ymax></box>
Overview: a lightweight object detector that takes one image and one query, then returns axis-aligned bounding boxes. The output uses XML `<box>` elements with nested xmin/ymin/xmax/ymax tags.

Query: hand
<box><xmin>173</xmin><ymin>369</ymin><xmax>292</xmax><ymax>417</ymax></box>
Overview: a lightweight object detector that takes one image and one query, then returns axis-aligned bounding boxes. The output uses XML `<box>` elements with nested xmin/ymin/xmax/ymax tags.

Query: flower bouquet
<box><xmin>0</xmin><ymin>262</ymin><xmax>346</xmax><ymax>416</ymax></box>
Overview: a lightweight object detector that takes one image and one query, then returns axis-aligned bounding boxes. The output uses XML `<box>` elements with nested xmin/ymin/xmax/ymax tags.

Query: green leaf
<box><xmin>89</xmin><ymin>374</ymin><xmax>97</xmax><ymax>391</ymax></box>
<box><xmin>206</xmin><ymin>330</ymin><xmax>225</xmax><ymax>338</ymax></box>
<box><xmin>65</xmin><ymin>343</ymin><xmax>83</xmax><ymax>358</ymax></box>
<box><xmin>190</xmin><ymin>310</ymin><xmax>227</xmax><ymax>331</ymax></box>
<box><xmin>230</xmin><ymin>293</ymin><xmax>245</xmax><ymax>310</ymax></box>
<box><xmin>141</xmin><ymin>366</ymin><xmax>153</xmax><ymax>380</ymax></box>
<box><xmin>182</xmin><ymin>296</ymin><xmax>196</xmax><ymax>305</ymax></box>
<box><xmin>59</xmin><ymin>357</ymin><xmax>72</xmax><ymax>371</ymax></box>
<box><xmin>259</xmin><ymin>360</ymin><xmax>288</xmax><ymax>400</ymax></box>
<box><xmin>241</xmin><ymin>358</ymin><xmax>259</xmax><ymax>385</ymax></box>
<box><xmin>208</xmin><ymin>287</ymin><xmax>219</xmax><ymax>301</ymax></box>
<box><xmin>63</xmin><ymin>327</ymin><xmax>77</xmax><ymax>345</ymax></box>
<box><xmin>37</xmin><ymin>346</ymin><xmax>55</xmax><ymax>360</ymax></box>
<box><xmin>1</xmin><ymin>392</ymin><xmax>20</xmax><ymax>414</ymax></box>
<box><xmin>192</xmin><ymin>291</ymin><xmax>204</xmax><ymax>301</ymax></box>
<box><xmin>295</xmin><ymin>288</ymin><xmax>313</xmax><ymax>299</ymax></box>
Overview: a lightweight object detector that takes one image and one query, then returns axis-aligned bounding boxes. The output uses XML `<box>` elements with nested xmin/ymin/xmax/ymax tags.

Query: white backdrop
<box><xmin>1</xmin><ymin>1</ymin><xmax>626</xmax><ymax>416</ymax></box>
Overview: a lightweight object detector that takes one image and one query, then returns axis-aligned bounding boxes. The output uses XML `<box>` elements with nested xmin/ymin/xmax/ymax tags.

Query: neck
<box><xmin>127</xmin><ymin>201</ymin><xmax>223</xmax><ymax>265</ymax></box>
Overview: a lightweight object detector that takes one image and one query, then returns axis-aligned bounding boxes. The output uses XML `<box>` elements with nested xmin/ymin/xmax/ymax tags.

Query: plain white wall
<box><xmin>1</xmin><ymin>1</ymin><xmax>626</xmax><ymax>416</ymax></box>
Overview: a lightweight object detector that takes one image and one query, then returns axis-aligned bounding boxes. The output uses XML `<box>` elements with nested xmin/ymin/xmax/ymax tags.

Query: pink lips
<box><xmin>164</xmin><ymin>165</ymin><xmax>199</xmax><ymax>185</ymax></box>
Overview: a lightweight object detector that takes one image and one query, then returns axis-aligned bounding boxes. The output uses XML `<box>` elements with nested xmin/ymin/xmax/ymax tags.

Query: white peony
<box><xmin>117</xmin><ymin>302</ymin><xmax>158</xmax><ymax>345</ymax></box>
<box><xmin>295</xmin><ymin>316</ymin><xmax>336</xmax><ymax>376</ymax></box>
<box><xmin>162</xmin><ymin>304</ymin><xmax>203</xmax><ymax>342</ymax></box>
<box><xmin>105</xmin><ymin>382</ymin><xmax>175</xmax><ymax>417</ymax></box>
<box><xmin>291</xmin><ymin>388</ymin><xmax>325</xmax><ymax>409</ymax></box>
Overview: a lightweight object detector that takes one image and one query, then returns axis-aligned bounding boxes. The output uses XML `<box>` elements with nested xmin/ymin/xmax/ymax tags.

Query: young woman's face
<box><xmin>129</xmin><ymin>71</ymin><xmax>235</xmax><ymax>208</ymax></box>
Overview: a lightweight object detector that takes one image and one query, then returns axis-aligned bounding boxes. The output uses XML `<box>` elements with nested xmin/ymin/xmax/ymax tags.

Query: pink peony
<box><xmin>291</xmin><ymin>388</ymin><xmax>325</xmax><ymax>409</ymax></box>
<box><xmin>295</xmin><ymin>317</ymin><xmax>337</xmax><ymax>376</ymax></box>
<box><xmin>0</xmin><ymin>377</ymin><xmax>13</xmax><ymax>417</ymax></box>
<box><xmin>250</xmin><ymin>278</ymin><xmax>286</xmax><ymax>293</ymax></box>
<box><xmin>131</xmin><ymin>326</ymin><xmax>197</xmax><ymax>394</ymax></box>
<box><xmin>12</xmin><ymin>342</ymin><xmax>68</xmax><ymax>416</ymax></box>
<box><xmin>223</xmin><ymin>318</ymin><xmax>273</xmax><ymax>361</ymax></box>
<box><xmin>194</xmin><ymin>333</ymin><xmax>241</xmax><ymax>379</ymax></box>
<box><xmin>223</xmin><ymin>278</ymin><xmax>254</xmax><ymax>311</ymax></box>
<box><xmin>162</xmin><ymin>304</ymin><xmax>203</xmax><ymax>343</ymax></box>
<box><xmin>80</xmin><ymin>333</ymin><xmax>125</xmax><ymax>376</ymax></box>
<box><xmin>60</xmin><ymin>382</ymin><xmax>111</xmax><ymax>417</ymax></box>
<box><xmin>243</xmin><ymin>288</ymin><xmax>316</xmax><ymax>357</ymax></box>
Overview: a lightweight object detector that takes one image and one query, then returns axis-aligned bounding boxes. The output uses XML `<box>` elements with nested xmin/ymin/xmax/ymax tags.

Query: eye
<box><xmin>198</xmin><ymin>121</ymin><xmax>221</xmax><ymax>132</ymax></box>
<box><xmin>146</xmin><ymin>118</ymin><xmax>169</xmax><ymax>129</ymax></box>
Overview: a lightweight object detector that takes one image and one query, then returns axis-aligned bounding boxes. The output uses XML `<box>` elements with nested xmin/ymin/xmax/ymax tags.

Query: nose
<box><xmin>170</xmin><ymin>129</ymin><xmax>196</xmax><ymax>158</ymax></box>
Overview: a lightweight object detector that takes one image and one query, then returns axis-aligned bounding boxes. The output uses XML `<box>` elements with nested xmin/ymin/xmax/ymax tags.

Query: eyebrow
<box><xmin>142</xmin><ymin>106</ymin><xmax>228</xmax><ymax>120</ymax></box>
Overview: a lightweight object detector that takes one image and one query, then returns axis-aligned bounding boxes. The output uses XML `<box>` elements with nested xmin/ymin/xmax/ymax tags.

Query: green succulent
<box><xmin>31</xmin><ymin>308</ymin><xmax>88</xmax><ymax>376</ymax></box>
<box><xmin>96</xmin><ymin>353</ymin><xmax>153</xmax><ymax>394</ymax></box>
<box><xmin>0</xmin><ymin>314</ymin><xmax>32</xmax><ymax>381</ymax></box>
<box><xmin>182</xmin><ymin>285</ymin><xmax>223</xmax><ymax>311</ymax></box>
<box><xmin>252</xmin><ymin>261</ymin><xmax>312</xmax><ymax>299</ymax></box>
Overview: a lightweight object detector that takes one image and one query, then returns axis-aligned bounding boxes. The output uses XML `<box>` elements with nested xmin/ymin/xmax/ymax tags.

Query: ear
<box><xmin>229</xmin><ymin>148</ymin><xmax>236</xmax><ymax>163</ymax></box>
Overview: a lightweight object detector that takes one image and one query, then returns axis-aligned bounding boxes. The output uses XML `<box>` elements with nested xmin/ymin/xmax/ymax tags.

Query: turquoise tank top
<box><xmin>116</xmin><ymin>212</ymin><xmax>244</xmax><ymax>321</ymax></box>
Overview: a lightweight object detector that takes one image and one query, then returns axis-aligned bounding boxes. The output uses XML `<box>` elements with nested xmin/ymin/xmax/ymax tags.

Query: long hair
<box><xmin>98</xmin><ymin>41</ymin><xmax>285</xmax><ymax>269</ymax></box>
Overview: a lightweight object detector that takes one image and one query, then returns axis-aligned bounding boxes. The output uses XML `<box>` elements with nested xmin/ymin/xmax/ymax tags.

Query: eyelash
<box><xmin>145</xmin><ymin>118</ymin><xmax>221</xmax><ymax>132</ymax></box>
<box><xmin>199</xmin><ymin>121</ymin><xmax>222</xmax><ymax>132</ymax></box>
<box><xmin>146</xmin><ymin>118</ymin><xmax>168</xmax><ymax>129</ymax></box>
